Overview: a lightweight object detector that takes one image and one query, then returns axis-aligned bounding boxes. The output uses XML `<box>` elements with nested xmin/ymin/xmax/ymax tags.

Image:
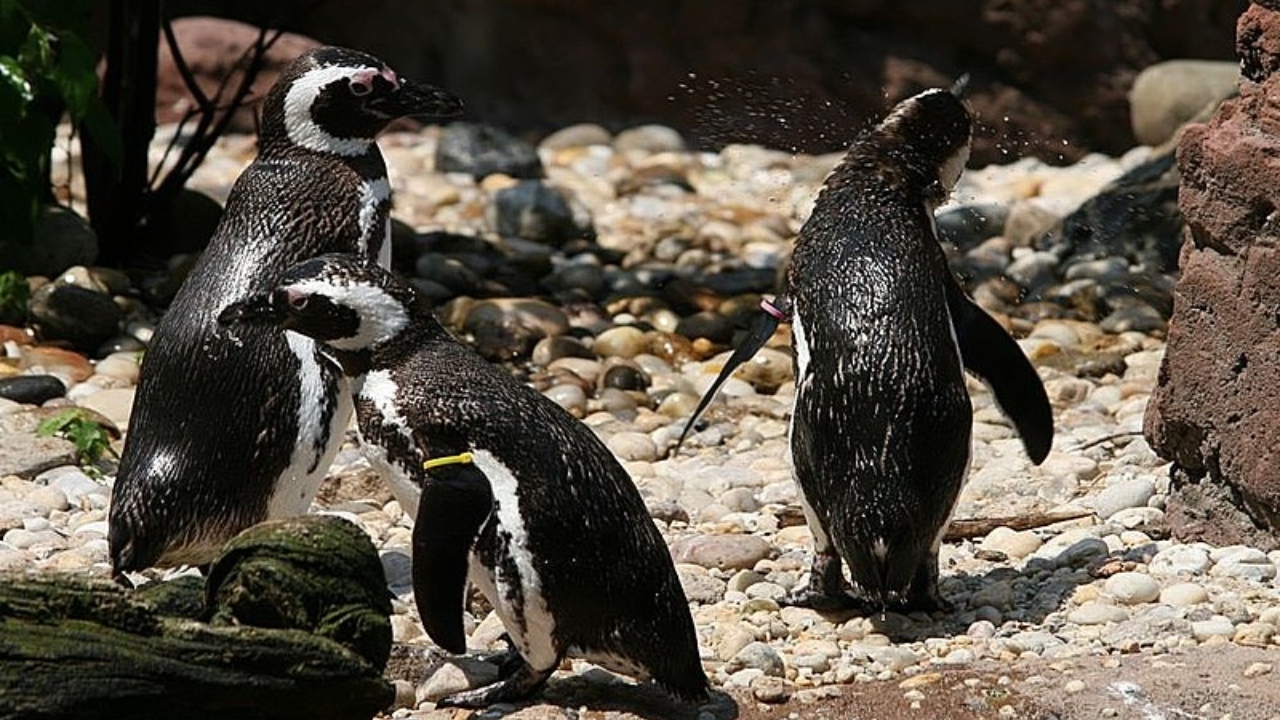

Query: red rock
<box><xmin>20</xmin><ymin>347</ymin><xmax>94</xmax><ymax>384</ymax></box>
<box><xmin>1145</xmin><ymin>3</ymin><xmax>1280</xmax><ymax>549</ymax></box>
<box><xmin>0</xmin><ymin>326</ymin><xmax>31</xmax><ymax>345</ymax></box>
<box><xmin>155</xmin><ymin>17</ymin><xmax>321</xmax><ymax>132</ymax></box>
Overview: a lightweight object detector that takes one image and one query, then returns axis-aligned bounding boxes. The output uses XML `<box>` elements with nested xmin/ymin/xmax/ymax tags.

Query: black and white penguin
<box><xmin>219</xmin><ymin>254</ymin><xmax>709</xmax><ymax>708</ymax></box>
<box><xmin>787</xmin><ymin>87</ymin><xmax>1054</xmax><ymax>612</ymax></box>
<box><xmin>108</xmin><ymin>47</ymin><xmax>462</xmax><ymax>573</ymax></box>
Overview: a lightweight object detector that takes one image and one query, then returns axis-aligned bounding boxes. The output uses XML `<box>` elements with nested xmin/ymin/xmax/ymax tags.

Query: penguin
<box><xmin>787</xmin><ymin>86</ymin><xmax>1054</xmax><ymax>612</ymax></box>
<box><xmin>218</xmin><ymin>254</ymin><xmax>709</xmax><ymax>708</ymax></box>
<box><xmin>679</xmin><ymin>86</ymin><xmax>1053</xmax><ymax>613</ymax></box>
<box><xmin>108</xmin><ymin>47</ymin><xmax>463</xmax><ymax>574</ymax></box>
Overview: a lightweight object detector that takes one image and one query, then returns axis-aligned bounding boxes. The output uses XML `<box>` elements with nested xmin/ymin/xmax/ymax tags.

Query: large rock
<box><xmin>154</xmin><ymin>17</ymin><xmax>321</xmax><ymax>132</ymax></box>
<box><xmin>1145</xmin><ymin>3</ymin><xmax>1280</xmax><ymax>549</ymax></box>
<box><xmin>160</xmin><ymin>0</ymin><xmax>1245</xmax><ymax>165</ymax></box>
<box><xmin>1129</xmin><ymin>60</ymin><xmax>1241</xmax><ymax>146</ymax></box>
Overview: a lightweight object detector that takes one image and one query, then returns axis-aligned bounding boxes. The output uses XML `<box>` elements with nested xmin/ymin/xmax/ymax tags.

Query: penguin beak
<box><xmin>218</xmin><ymin>295</ymin><xmax>285</xmax><ymax>327</ymax></box>
<box><xmin>371</xmin><ymin>79</ymin><xmax>463</xmax><ymax>119</ymax></box>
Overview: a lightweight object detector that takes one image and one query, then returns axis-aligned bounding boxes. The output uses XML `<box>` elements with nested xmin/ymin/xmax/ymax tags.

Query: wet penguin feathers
<box><xmin>783</xmin><ymin>85</ymin><xmax>1053</xmax><ymax>612</ymax></box>
<box><xmin>822</xmin><ymin>87</ymin><xmax>972</xmax><ymax>207</ymax></box>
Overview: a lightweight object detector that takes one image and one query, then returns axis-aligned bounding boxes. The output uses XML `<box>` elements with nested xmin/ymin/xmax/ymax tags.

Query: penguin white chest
<box><xmin>354</xmin><ymin>369</ymin><xmax>423</xmax><ymax>517</ymax></box>
<box><xmin>468</xmin><ymin>449</ymin><xmax>559</xmax><ymax>671</ymax></box>
<box><xmin>266</xmin><ymin>331</ymin><xmax>353</xmax><ymax>518</ymax></box>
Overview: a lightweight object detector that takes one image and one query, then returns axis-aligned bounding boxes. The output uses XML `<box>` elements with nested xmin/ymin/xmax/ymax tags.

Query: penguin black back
<box><xmin>109</xmin><ymin>47</ymin><xmax>462</xmax><ymax>573</ymax></box>
<box><xmin>217</xmin><ymin>254</ymin><xmax>709</xmax><ymax>706</ymax></box>
<box><xmin>786</xmin><ymin>86</ymin><xmax>1052</xmax><ymax>612</ymax></box>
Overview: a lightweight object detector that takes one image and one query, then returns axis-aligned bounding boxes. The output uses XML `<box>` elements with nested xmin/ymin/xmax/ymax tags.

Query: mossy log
<box><xmin>0</xmin><ymin>515</ymin><xmax>395</xmax><ymax>720</ymax></box>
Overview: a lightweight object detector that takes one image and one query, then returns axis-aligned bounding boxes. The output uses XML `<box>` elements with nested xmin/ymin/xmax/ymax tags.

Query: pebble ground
<box><xmin>3</xmin><ymin>124</ymin><xmax>1277</xmax><ymax>720</ymax></box>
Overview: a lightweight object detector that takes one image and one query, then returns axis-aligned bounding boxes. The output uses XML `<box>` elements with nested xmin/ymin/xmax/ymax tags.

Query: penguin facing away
<box><xmin>108</xmin><ymin>47</ymin><xmax>463</xmax><ymax>574</ymax></box>
<box><xmin>219</xmin><ymin>254</ymin><xmax>709</xmax><ymax>708</ymax></box>
<box><xmin>787</xmin><ymin>86</ymin><xmax>1054</xmax><ymax>612</ymax></box>
<box><xmin>681</xmin><ymin>87</ymin><xmax>1053</xmax><ymax>613</ymax></box>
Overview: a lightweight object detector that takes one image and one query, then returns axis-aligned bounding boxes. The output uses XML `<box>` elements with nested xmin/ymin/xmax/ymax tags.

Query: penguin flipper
<box><xmin>673</xmin><ymin>296</ymin><xmax>790</xmax><ymax>455</ymax></box>
<box><xmin>412</xmin><ymin>460</ymin><xmax>493</xmax><ymax>654</ymax></box>
<box><xmin>944</xmin><ymin>278</ymin><xmax>1054</xmax><ymax>464</ymax></box>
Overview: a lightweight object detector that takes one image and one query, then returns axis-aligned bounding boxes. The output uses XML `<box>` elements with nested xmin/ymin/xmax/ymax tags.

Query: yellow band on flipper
<box><xmin>423</xmin><ymin>452</ymin><xmax>474</xmax><ymax>470</ymax></box>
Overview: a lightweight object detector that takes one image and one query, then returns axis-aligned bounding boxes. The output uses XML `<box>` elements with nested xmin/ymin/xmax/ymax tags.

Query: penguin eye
<box><xmin>349</xmin><ymin>80</ymin><xmax>373</xmax><ymax>97</ymax></box>
<box><xmin>284</xmin><ymin>291</ymin><xmax>310</xmax><ymax>311</ymax></box>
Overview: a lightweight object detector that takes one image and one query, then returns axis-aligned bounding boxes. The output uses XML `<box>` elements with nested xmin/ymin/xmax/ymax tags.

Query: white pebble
<box><xmin>1103</xmin><ymin>572</ymin><xmax>1161</xmax><ymax>605</ymax></box>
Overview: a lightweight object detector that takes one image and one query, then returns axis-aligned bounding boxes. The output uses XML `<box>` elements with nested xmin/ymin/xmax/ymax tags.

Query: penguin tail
<box><xmin>658</xmin><ymin>670</ymin><xmax>711</xmax><ymax>705</ymax></box>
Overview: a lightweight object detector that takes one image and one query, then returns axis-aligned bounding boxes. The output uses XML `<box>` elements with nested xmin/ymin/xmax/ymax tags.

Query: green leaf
<box><xmin>51</xmin><ymin>32</ymin><xmax>96</xmax><ymax>116</ymax></box>
<box><xmin>34</xmin><ymin>408</ymin><xmax>79</xmax><ymax>437</ymax></box>
<box><xmin>0</xmin><ymin>270</ymin><xmax>29</xmax><ymax>317</ymax></box>
<box><xmin>17</xmin><ymin>22</ymin><xmax>52</xmax><ymax>71</ymax></box>
<box><xmin>0</xmin><ymin>54</ymin><xmax>31</xmax><ymax>104</ymax></box>
<box><xmin>34</xmin><ymin>407</ymin><xmax>117</xmax><ymax>473</ymax></box>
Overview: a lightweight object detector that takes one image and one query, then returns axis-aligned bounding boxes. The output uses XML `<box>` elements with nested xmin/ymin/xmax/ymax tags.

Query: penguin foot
<box><xmin>892</xmin><ymin>592</ymin><xmax>953</xmax><ymax>615</ymax></box>
<box><xmin>436</xmin><ymin>660</ymin><xmax>553</xmax><ymax>708</ymax></box>
<box><xmin>782</xmin><ymin>588</ymin><xmax>870</xmax><ymax>612</ymax></box>
<box><xmin>470</xmin><ymin>634</ymin><xmax>525</xmax><ymax>679</ymax></box>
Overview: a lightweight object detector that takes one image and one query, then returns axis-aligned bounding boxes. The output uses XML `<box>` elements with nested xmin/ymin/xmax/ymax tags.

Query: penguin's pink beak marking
<box><xmin>380</xmin><ymin>67</ymin><xmax>401</xmax><ymax>89</ymax></box>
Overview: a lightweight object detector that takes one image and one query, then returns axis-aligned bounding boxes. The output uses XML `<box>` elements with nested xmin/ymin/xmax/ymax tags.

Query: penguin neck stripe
<box><xmin>423</xmin><ymin>451</ymin><xmax>474</xmax><ymax>470</ymax></box>
<box><xmin>288</xmin><ymin>279</ymin><xmax>410</xmax><ymax>351</ymax></box>
<box><xmin>284</xmin><ymin>65</ymin><xmax>377</xmax><ymax>157</ymax></box>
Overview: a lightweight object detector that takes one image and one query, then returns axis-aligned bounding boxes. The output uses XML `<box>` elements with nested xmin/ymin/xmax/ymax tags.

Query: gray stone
<box><xmin>1068</xmin><ymin>601</ymin><xmax>1130</xmax><ymax>625</ymax></box>
<box><xmin>935</xmin><ymin>203</ymin><xmax>1008</xmax><ymax>251</ymax></box>
<box><xmin>1129</xmin><ymin>60</ymin><xmax>1239</xmax><ymax>146</ymax></box>
<box><xmin>1103</xmin><ymin>572</ymin><xmax>1161</xmax><ymax>605</ymax></box>
<box><xmin>0</xmin><ymin>375</ymin><xmax>66</xmax><ymax>405</ymax></box>
<box><xmin>675</xmin><ymin>563</ymin><xmax>726</xmax><ymax>603</ymax></box>
<box><xmin>436</xmin><ymin>122</ymin><xmax>542</xmax><ymax>179</ymax></box>
<box><xmin>543</xmin><ymin>384</ymin><xmax>588</xmax><ymax>417</ymax></box>
<box><xmin>0</xmin><ymin>434</ymin><xmax>77</xmax><ymax>479</ymax></box>
<box><xmin>461</xmin><ymin>298</ymin><xmax>570</xmax><ymax>361</ymax></box>
<box><xmin>1094</xmin><ymin>477</ymin><xmax>1157</xmax><ymax>519</ymax></box>
<box><xmin>1159</xmin><ymin>582</ymin><xmax>1209</xmax><ymax>607</ymax></box>
<box><xmin>1005</xmin><ymin>250</ymin><xmax>1059</xmax><ymax>291</ymax></box>
<box><xmin>380</xmin><ymin>549</ymin><xmax>413</xmax><ymax>589</ymax></box>
<box><xmin>1100</xmin><ymin>302</ymin><xmax>1165</xmax><ymax>334</ymax></box>
<box><xmin>45</xmin><ymin>469</ymin><xmax>108</xmax><ymax>506</ymax></box>
<box><xmin>866</xmin><ymin>646</ymin><xmax>920</xmax><ymax>672</ymax></box>
<box><xmin>1210</xmin><ymin>546</ymin><xmax>1277</xmax><ymax>581</ymax></box>
<box><xmin>417</xmin><ymin>658</ymin><xmax>501</xmax><ymax>703</ymax></box>
<box><xmin>606</xmin><ymin>431</ymin><xmax>658</xmax><ymax>462</ymax></box>
<box><xmin>1149</xmin><ymin>545</ymin><xmax>1211</xmax><ymax>577</ymax></box>
<box><xmin>614</xmin><ymin>124</ymin><xmax>686</xmax><ymax>153</ymax></box>
<box><xmin>669</xmin><ymin>534</ymin><xmax>773</xmax><ymax>571</ymax></box>
<box><xmin>1190</xmin><ymin>616</ymin><xmax>1235</xmax><ymax>641</ymax></box>
<box><xmin>729</xmin><ymin>641</ymin><xmax>784</xmax><ymax>677</ymax></box>
<box><xmin>980</xmin><ymin>526</ymin><xmax>1043</xmax><ymax>559</ymax></box>
<box><xmin>539</xmin><ymin>123</ymin><xmax>612</xmax><ymax>150</ymax></box>
<box><xmin>27</xmin><ymin>283</ymin><xmax>124</xmax><ymax>354</ymax></box>
<box><xmin>488</xmin><ymin>180</ymin><xmax>588</xmax><ymax>246</ymax></box>
<box><xmin>6</xmin><ymin>205</ymin><xmax>98</xmax><ymax>277</ymax></box>
<box><xmin>1052</xmin><ymin>537</ymin><xmax>1111</xmax><ymax>568</ymax></box>
<box><xmin>1003</xmin><ymin>201</ymin><xmax>1060</xmax><ymax>248</ymax></box>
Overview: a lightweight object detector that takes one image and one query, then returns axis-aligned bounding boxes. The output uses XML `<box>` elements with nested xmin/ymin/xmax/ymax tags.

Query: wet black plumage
<box><xmin>109</xmin><ymin>47</ymin><xmax>461</xmax><ymax>573</ymax></box>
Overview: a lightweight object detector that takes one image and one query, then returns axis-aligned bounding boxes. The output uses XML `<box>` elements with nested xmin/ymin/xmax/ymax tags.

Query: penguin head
<box><xmin>829</xmin><ymin>86</ymin><xmax>972</xmax><ymax>208</ymax></box>
<box><xmin>219</xmin><ymin>254</ymin><xmax>416</xmax><ymax>353</ymax></box>
<box><xmin>260</xmin><ymin>46</ymin><xmax>463</xmax><ymax>156</ymax></box>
